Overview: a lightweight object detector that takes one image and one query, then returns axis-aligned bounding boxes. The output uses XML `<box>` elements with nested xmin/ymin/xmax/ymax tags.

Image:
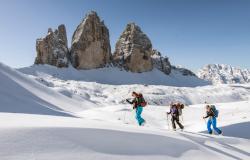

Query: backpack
<box><xmin>176</xmin><ymin>103</ymin><xmax>184</xmax><ymax>116</ymax></box>
<box><xmin>137</xmin><ymin>93</ymin><xmax>147</xmax><ymax>107</ymax></box>
<box><xmin>211</xmin><ymin>105</ymin><xmax>219</xmax><ymax>118</ymax></box>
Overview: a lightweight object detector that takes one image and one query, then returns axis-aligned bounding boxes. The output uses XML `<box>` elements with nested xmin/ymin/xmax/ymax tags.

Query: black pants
<box><xmin>171</xmin><ymin>116</ymin><xmax>184</xmax><ymax>129</ymax></box>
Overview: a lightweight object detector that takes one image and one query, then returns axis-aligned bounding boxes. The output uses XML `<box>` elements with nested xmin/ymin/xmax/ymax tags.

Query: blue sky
<box><xmin>0</xmin><ymin>0</ymin><xmax>249</xmax><ymax>71</ymax></box>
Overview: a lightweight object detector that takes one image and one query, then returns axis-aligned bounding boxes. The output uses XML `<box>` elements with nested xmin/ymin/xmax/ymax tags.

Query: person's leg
<box><xmin>136</xmin><ymin>107</ymin><xmax>144</xmax><ymax>125</ymax></box>
<box><xmin>171</xmin><ymin>116</ymin><xmax>176</xmax><ymax>130</ymax></box>
<box><xmin>176</xmin><ymin>116</ymin><xmax>184</xmax><ymax>129</ymax></box>
<box><xmin>135</xmin><ymin>108</ymin><xmax>140</xmax><ymax>125</ymax></box>
<box><xmin>139</xmin><ymin>107</ymin><xmax>145</xmax><ymax>124</ymax></box>
<box><xmin>211</xmin><ymin>117</ymin><xmax>222</xmax><ymax>134</ymax></box>
<box><xmin>207</xmin><ymin>119</ymin><xmax>213</xmax><ymax>134</ymax></box>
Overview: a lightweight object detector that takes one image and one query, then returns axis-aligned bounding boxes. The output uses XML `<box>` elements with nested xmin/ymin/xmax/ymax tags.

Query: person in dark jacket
<box><xmin>203</xmin><ymin>105</ymin><xmax>222</xmax><ymax>135</ymax></box>
<box><xmin>167</xmin><ymin>104</ymin><xmax>184</xmax><ymax>131</ymax></box>
<box><xmin>126</xmin><ymin>92</ymin><xmax>145</xmax><ymax>126</ymax></box>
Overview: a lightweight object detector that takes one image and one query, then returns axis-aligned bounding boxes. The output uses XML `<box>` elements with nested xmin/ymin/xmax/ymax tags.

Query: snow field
<box><xmin>0</xmin><ymin>62</ymin><xmax>249</xmax><ymax>160</ymax></box>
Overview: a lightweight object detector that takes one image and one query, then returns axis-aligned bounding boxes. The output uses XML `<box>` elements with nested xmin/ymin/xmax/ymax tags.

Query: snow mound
<box><xmin>0</xmin><ymin>62</ymin><xmax>95</xmax><ymax>117</ymax></box>
<box><xmin>19</xmin><ymin>64</ymin><xmax>209</xmax><ymax>87</ymax></box>
<box><xmin>0</xmin><ymin>113</ymin><xmax>249</xmax><ymax>160</ymax></box>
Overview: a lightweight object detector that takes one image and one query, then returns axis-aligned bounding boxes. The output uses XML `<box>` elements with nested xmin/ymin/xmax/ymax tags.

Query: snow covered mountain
<box><xmin>198</xmin><ymin>64</ymin><xmax>250</xmax><ymax>84</ymax></box>
<box><xmin>0</xmin><ymin>62</ymin><xmax>250</xmax><ymax>160</ymax></box>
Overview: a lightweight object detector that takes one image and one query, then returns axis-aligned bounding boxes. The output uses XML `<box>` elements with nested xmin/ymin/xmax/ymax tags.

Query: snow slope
<box><xmin>0</xmin><ymin>102</ymin><xmax>250</xmax><ymax>160</ymax></box>
<box><xmin>19</xmin><ymin>65</ymin><xmax>250</xmax><ymax>106</ymax></box>
<box><xmin>0</xmin><ymin>62</ymin><xmax>250</xmax><ymax>160</ymax></box>
<box><xmin>198</xmin><ymin>64</ymin><xmax>250</xmax><ymax>84</ymax></box>
<box><xmin>19</xmin><ymin>64</ymin><xmax>210</xmax><ymax>87</ymax></box>
<box><xmin>78</xmin><ymin>101</ymin><xmax>250</xmax><ymax>139</ymax></box>
<box><xmin>0</xmin><ymin>63</ymin><xmax>95</xmax><ymax>117</ymax></box>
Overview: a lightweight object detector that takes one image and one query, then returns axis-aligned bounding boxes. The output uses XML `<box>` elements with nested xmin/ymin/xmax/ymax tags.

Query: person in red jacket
<box><xmin>126</xmin><ymin>92</ymin><xmax>146</xmax><ymax>126</ymax></box>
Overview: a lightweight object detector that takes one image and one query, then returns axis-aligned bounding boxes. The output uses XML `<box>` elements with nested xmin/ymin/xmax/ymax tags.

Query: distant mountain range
<box><xmin>197</xmin><ymin>64</ymin><xmax>250</xmax><ymax>84</ymax></box>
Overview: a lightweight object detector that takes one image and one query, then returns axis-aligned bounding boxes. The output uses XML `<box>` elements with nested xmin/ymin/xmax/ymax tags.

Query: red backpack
<box><xmin>138</xmin><ymin>93</ymin><xmax>147</xmax><ymax>107</ymax></box>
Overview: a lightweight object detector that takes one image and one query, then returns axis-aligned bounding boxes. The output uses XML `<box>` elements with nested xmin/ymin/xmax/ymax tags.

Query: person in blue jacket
<box><xmin>203</xmin><ymin>105</ymin><xmax>222</xmax><ymax>135</ymax></box>
<box><xmin>126</xmin><ymin>92</ymin><xmax>146</xmax><ymax>126</ymax></box>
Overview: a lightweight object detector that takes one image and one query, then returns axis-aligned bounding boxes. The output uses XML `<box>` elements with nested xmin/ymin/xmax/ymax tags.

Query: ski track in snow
<box><xmin>0</xmin><ymin>62</ymin><xmax>249</xmax><ymax>160</ymax></box>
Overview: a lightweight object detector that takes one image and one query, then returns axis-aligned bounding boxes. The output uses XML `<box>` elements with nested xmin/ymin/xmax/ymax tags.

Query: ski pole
<box><xmin>167</xmin><ymin>113</ymin><xmax>170</xmax><ymax>130</ymax></box>
<box><xmin>203</xmin><ymin>118</ymin><xmax>207</xmax><ymax>126</ymax></box>
<box><xmin>123</xmin><ymin>108</ymin><xmax>127</xmax><ymax>123</ymax></box>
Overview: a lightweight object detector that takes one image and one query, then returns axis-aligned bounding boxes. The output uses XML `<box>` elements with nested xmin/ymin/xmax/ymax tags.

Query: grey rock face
<box><xmin>172</xmin><ymin>66</ymin><xmax>196</xmax><ymax>76</ymax></box>
<box><xmin>151</xmin><ymin>49</ymin><xmax>171</xmax><ymax>75</ymax></box>
<box><xmin>113</xmin><ymin>23</ymin><xmax>153</xmax><ymax>73</ymax></box>
<box><xmin>35</xmin><ymin>24</ymin><xmax>69</xmax><ymax>68</ymax></box>
<box><xmin>70</xmin><ymin>11</ymin><xmax>111</xmax><ymax>69</ymax></box>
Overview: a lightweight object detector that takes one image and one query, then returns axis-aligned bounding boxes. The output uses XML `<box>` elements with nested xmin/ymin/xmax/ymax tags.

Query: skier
<box><xmin>167</xmin><ymin>103</ymin><xmax>184</xmax><ymax>131</ymax></box>
<box><xmin>203</xmin><ymin>105</ymin><xmax>222</xmax><ymax>135</ymax></box>
<box><xmin>126</xmin><ymin>92</ymin><xmax>146</xmax><ymax>126</ymax></box>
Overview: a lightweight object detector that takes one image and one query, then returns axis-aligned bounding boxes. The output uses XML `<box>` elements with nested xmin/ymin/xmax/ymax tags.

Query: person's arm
<box><xmin>126</xmin><ymin>99</ymin><xmax>133</xmax><ymax>104</ymax></box>
<box><xmin>127</xmin><ymin>98</ymin><xmax>137</xmax><ymax>109</ymax></box>
<box><xmin>132</xmin><ymin>98</ymin><xmax>138</xmax><ymax>109</ymax></box>
<box><xmin>203</xmin><ymin>111</ymin><xmax>209</xmax><ymax>119</ymax></box>
<box><xmin>203</xmin><ymin>115</ymin><xmax>209</xmax><ymax>119</ymax></box>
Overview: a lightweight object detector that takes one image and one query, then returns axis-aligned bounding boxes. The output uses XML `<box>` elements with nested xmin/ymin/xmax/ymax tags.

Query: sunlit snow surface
<box><xmin>0</xmin><ymin>63</ymin><xmax>249</xmax><ymax>160</ymax></box>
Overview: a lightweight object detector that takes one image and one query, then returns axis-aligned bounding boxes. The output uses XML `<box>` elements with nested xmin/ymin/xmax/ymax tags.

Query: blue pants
<box><xmin>207</xmin><ymin>117</ymin><xmax>222</xmax><ymax>134</ymax></box>
<box><xmin>135</xmin><ymin>106</ymin><xmax>145</xmax><ymax>126</ymax></box>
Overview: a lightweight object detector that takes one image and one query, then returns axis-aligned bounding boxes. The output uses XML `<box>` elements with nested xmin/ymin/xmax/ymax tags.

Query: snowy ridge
<box><xmin>18</xmin><ymin>65</ymin><xmax>250</xmax><ymax>106</ymax></box>
<box><xmin>198</xmin><ymin>64</ymin><xmax>250</xmax><ymax>84</ymax></box>
<box><xmin>19</xmin><ymin>64</ymin><xmax>209</xmax><ymax>87</ymax></box>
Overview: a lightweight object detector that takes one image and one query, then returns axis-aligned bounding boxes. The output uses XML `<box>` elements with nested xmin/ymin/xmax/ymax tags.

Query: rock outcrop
<box><xmin>33</xmin><ymin>10</ymin><xmax>200</xmax><ymax>81</ymax></box>
<box><xmin>113</xmin><ymin>23</ymin><xmax>153</xmax><ymax>73</ymax></box>
<box><xmin>70</xmin><ymin>11</ymin><xmax>111</xmax><ymax>69</ymax></box>
<box><xmin>35</xmin><ymin>24</ymin><xmax>69</xmax><ymax>68</ymax></box>
<box><xmin>197</xmin><ymin>64</ymin><xmax>250</xmax><ymax>84</ymax></box>
<box><xmin>172</xmin><ymin>66</ymin><xmax>196</xmax><ymax>76</ymax></box>
<box><xmin>151</xmin><ymin>49</ymin><xmax>171</xmax><ymax>75</ymax></box>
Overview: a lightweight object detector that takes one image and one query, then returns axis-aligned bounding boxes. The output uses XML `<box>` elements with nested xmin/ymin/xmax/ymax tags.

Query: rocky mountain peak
<box><xmin>33</xmin><ymin>11</ymin><xmax>199</xmax><ymax>80</ymax></box>
<box><xmin>113</xmin><ymin>22</ymin><xmax>153</xmax><ymax>73</ymax></box>
<box><xmin>70</xmin><ymin>11</ymin><xmax>111</xmax><ymax>69</ymax></box>
<box><xmin>35</xmin><ymin>24</ymin><xmax>69</xmax><ymax>68</ymax></box>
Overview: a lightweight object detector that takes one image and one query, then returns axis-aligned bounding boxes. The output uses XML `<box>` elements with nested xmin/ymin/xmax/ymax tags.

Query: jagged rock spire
<box><xmin>35</xmin><ymin>24</ymin><xmax>69</xmax><ymax>68</ymax></box>
<box><xmin>70</xmin><ymin>11</ymin><xmax>111</xmax><ymax>69</ymax></box>
<box><xmin>113</xmin><ymin>23</ymin><xmax>153</xmax><ymax>73</ymax></box>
